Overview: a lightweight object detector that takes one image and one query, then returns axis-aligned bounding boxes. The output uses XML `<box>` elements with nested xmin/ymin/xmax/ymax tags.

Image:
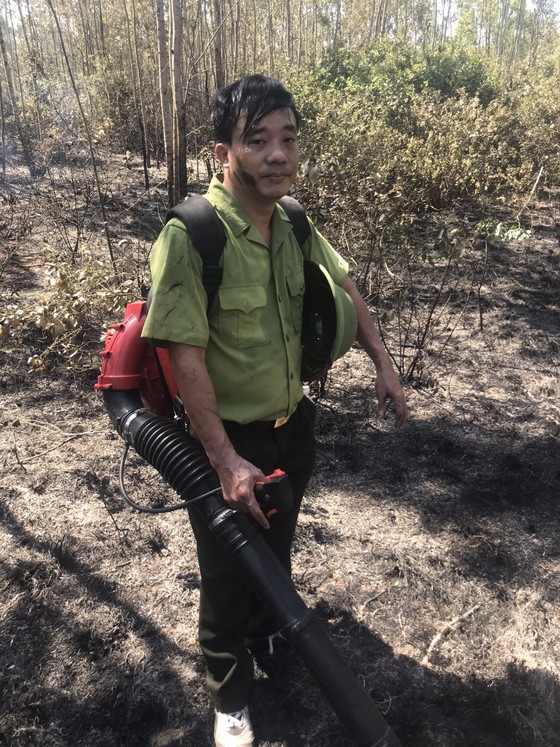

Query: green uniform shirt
<box><xmin>142</xmin><ymin>176</ymin><xmax>349</xmax><ymax>424</ymax></box>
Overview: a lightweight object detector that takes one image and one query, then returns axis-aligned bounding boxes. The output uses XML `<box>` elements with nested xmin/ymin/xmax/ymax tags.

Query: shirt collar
<box><xmin>207</xmin><ymin>174</ymin><xmax>295</xmax><ymax>249</ymax></box>
<box><xmin>207</xmin><ymin>175</ymin><xmax>249</xmax><ymax>237</ymax></box>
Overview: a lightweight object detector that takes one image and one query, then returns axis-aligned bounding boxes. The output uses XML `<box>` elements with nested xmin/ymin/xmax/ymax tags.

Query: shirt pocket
<box><xmin>286</xmin><ymin>270</ymin><xmax>305</xmax><ymax>336</ymax></box>
<box><xmin>218</xmin><ymin>285</ymin><xmax>270</xmax><ymax>348</ymax></box>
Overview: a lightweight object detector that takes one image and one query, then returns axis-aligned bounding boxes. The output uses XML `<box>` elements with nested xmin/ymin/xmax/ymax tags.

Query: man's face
<box><xmin>216</xmin><ymin>107</ymin><xmax>300</xmax><ymax>205</ymax></box>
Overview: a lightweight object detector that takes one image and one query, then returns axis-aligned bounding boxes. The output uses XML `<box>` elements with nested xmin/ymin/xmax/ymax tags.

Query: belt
<box><xmin>223</xmin><ymin>411</ymin><xmax>293</xmax><ymax>432</ymax></box>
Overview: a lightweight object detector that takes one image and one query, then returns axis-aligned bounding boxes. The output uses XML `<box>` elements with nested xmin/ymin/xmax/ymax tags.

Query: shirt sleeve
<box><xmin>141</xmin><ymin>219</ymin><xmax>210</xmax><ymax>348</ymax></box>
<box><xmin>305</xmin><ymin>219</ymin><xmax>349</xmax><ymax>287</ymax></box>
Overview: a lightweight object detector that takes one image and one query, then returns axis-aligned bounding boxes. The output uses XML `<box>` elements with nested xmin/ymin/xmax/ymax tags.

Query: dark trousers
<box><xmin>187</xmin><ymin>396</ymin><xmax>316</xmax><ymax>712</ymax></box>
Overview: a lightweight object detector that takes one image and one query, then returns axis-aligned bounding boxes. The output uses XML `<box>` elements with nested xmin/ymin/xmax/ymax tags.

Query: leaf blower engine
<box><xmin>95</xmin><ymin>299</ymin><xmax>217</xmax><ymax>515</ymax></box>
<box><xmin>95</xmin><ymin>299</ymin><xmax>402</xmax><ymax>747</ymax></box>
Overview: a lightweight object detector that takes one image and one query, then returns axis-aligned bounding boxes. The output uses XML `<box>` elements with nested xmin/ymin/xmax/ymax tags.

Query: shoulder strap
<box><xmin>165</xmin><ymin>193</ymin><xmax>311</xmax><ymax>307</ymax></box>
<box><xmin>278</xmin><ymin>195</ymin><xmax>311</xmax><ymax>250</ymax></box>
<box><xmin>165</xmin><ymin>194</ymin><xmax>226</xmax><ymax>307</ymax></box>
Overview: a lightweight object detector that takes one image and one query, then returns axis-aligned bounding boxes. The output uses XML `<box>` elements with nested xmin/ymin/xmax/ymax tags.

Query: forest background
<box><xmin>1</xmin><ymin>0</ymin><xmax>560</xmax><ymax>745</ymax></box>
<box><xmin>1</xmin><ymin>0</ymin><xmax>559</xmax><ymax>375</ymax></box>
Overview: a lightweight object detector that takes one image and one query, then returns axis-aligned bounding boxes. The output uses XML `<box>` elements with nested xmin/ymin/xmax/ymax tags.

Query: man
<box><xmin>142</xmin><ymin>74</ymin><xmax>407</xmax><ymax>747</ymax></box>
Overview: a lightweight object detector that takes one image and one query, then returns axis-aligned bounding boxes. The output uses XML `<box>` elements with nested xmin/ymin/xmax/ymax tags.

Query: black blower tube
<box><xmin>103</xmin><ymin>390</ymin><xmax>402</xmax><ymax>747</ymax></box>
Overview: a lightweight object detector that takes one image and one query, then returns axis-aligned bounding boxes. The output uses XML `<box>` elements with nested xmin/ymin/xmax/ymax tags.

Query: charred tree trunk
<box><xmin>45</xmin><ymin>0</ymin><xmax>116</xmax><ymax>270</ymax></box>
<box><xmin>154</xmin><ymin>0</ymin><xmax>175</xmax><ymax>206</ymax></box>
<box><xmin>171</xmin><ymin>0</ymin><xmax>187</xmax><ymax>201</ymax></box>
<box><xmin>0</xmin><ymin>20</ymin><xmax>37</xmax><ymax>178</ymax></box>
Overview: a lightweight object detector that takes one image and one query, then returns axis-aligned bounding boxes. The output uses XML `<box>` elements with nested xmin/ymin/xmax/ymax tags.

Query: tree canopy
<box><xmin>0</xmin><ymin>0</ymin><xmax>558</xmax><ymax>200</ymax></box>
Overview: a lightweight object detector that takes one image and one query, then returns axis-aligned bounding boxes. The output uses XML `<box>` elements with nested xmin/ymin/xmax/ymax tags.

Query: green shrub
<box><xmin>513</xmin><ymin>72</ymin><xmax>560</xmax><ymax>185</ymax></box>
<box><xmin>291</xmin><ymin>44</ymin><xmax>550</xmax><ymax>383</ymax></box>
<box><xmin>411</xmin><ymin>46</ymin><xmax>501</xmax><ymax>105</ymax></box>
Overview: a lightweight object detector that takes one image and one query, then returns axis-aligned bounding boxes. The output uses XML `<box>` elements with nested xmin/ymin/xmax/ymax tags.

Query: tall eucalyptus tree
<box><xmin>0</xmin><ymin>16</ymin><xmax>37</xmax><ymax>176</ymax></box>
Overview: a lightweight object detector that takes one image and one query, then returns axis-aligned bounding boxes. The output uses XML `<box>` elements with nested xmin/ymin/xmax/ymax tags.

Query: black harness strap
<box><xmin>165</xmin><ymin>193</ymin><xmax>311</xmax><ymax>307</ymax></box>
<box><xmin>278</xmin><ymin>195</ymin><xmax>311</xmax><ymax>249</ymax></box>
<box><xmin>166</xmin><ymin>195</ymin><xmax>226</xmax><ymax>307</ymax></box>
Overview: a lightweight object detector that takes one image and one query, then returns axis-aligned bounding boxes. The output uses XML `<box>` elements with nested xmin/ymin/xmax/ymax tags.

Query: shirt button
<box><xmin>290</xmin><ymin>373</ymin><xmax>294</xmax><ymax>380</ymax></box>
<box><xmin>286</xmin><ymin>334</ymin><xmax>290</xmax><ymax>341</ymax></box>
<box><xmin>278</xmin><ymin>295</ymin><xmax>282</xmax><ymax>302</ymax></box>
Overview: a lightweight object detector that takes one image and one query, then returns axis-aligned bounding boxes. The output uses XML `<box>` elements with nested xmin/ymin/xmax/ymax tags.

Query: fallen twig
<box><xmin>515</xmin><ymin>166</ymin><xmax>544</xmax><ymax>224</ymax></box>
<box><xmin>17</xmin><ymin>431</ymin><xmax>104</xmax><ymax>464</ymax></box>
<box><xmin>422</xmin><ymin>604</ymin><xmax>480</xmax><ymax>667</ymax></box>
<box><xmin>360</xmin><ymin>588</ymin><xmax>388</xmax><ymax>615</ymax></box>
<box><xmin>11</xmin><ymin>431</ymin><xmax>27</xmax><ymax>471</ymax></box>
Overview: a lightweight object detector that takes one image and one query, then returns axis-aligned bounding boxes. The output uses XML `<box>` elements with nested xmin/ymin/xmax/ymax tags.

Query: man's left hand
<box><xmin>375</xmin><ymin>366</ymin><xmax>408</xmax><ymax>430</ymax></box>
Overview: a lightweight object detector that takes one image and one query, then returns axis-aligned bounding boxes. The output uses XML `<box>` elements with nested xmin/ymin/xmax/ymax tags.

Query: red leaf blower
<box><xmin>95</xmin><ymin>300</ymin><xmax>402</xmax><ymax>747</ymax></box>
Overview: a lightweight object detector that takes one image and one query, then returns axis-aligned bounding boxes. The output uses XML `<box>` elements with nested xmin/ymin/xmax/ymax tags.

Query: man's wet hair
<box><xmin>212</xmin><ymin>75</ymin><xmax>301</xmax><ymax>144</ymax></box>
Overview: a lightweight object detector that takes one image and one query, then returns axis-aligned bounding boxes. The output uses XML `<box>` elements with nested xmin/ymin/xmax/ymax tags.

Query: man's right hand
<box><xmin>169</xmin><ymin>343</ymin><xmax>271</xmax><ymax>529</ymax></box>
<box><xmin>218</xmin><ymin>454</ymin><xmax>270</xmax><ymax>530</ymax></box>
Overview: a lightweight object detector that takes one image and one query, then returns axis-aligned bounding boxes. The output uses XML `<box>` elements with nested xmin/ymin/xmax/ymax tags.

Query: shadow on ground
<box><xmin>249</xmin><ymin>602</ymin><xmax>560</xmax><ymax>747</ymax></box>
<box><xmin>3</xmin><ymin>493</ymin><xmax>559</xmax><ymax>747</ymax></box>
<box><xmin>0</xmin><ymin>502</ymin><xmax>209</xmax><ymax>747</ymax></box>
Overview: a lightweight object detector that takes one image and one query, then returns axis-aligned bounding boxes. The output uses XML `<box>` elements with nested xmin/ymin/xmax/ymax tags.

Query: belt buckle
<box><xmin>273</xmin><ymin>415</ymin><xmax>290</xmax><ymax>428</ymax></box>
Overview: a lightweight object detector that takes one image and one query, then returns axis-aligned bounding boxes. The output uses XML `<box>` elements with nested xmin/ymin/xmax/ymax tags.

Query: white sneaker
<box><xmin>214</xmin><ymin>706</ymin><xmax>255</xmax><ymax>747</ymax></box>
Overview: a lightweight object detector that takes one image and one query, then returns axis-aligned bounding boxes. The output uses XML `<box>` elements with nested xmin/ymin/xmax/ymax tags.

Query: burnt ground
<box><xmin>1</xmin><ymin>159</ymin><xmax>559</xmax><ymax>747</ymax></box>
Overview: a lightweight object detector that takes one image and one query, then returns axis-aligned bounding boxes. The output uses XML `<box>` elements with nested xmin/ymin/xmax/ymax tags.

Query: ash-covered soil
<box><xmin>1</xmin><ymin>164</ymin><xmax>559</xmax><ymax>747</ymax></box>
